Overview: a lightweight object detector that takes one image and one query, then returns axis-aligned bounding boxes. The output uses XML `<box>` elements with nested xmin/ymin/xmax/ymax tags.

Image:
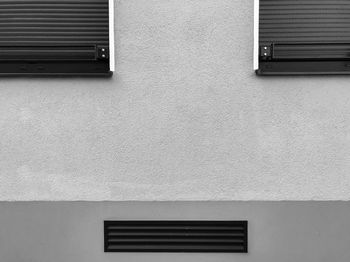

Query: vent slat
<box><xmin>104</xmin><ymin>221</ymin><xmax>248</xmax><ymax>253</ymax></box>
<box><xmin>107</xmin><ymin>226</ymin><xmax>245</xmax><ymax>231</ymax></box>
<box><xmin>108</xmin><ymin>232</ymin><xmax>245</xmax><ymax>237</ymax></box>
<box><xmin>108</xmin><ymin>239</ymin><xmax>245</xmax><ymax>243</ymax></box>
<box><xmin>106</xmin><ymin>245</ymin><xmax>245</xmax><ymax>252</ymax></box>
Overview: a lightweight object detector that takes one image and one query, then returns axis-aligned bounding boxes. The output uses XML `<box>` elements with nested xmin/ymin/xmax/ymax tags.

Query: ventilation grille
<box><xmin>104</xmin><ymin>221</ymin><xmax>248</xmax><ymax>253</ymax></box>
<box><xmin>259</xmin><ymin>0</ymin><xmax>350</xmax><ymax>45</ymax></box>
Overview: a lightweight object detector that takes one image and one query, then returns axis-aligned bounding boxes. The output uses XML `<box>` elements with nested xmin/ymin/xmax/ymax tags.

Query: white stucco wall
<box><xmin>1</xmin><ymin>0</ymin><xmax>350</xmax><ymax>201</ymax></box>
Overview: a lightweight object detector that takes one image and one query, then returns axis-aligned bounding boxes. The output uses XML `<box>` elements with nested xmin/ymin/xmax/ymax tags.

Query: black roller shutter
<box><xmin>0</xmin><ymin>0</ymin><xmax>112</xmax><ymax>76</ymax></box>
<box><xmin>257</xmin><ymin>0</ymin><xmax>350</xmax><ymax>75</ymax></box>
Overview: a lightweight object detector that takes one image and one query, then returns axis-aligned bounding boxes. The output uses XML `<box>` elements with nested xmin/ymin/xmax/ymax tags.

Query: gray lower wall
<box><xmin>0</xmin><ymin>201</ymin><xmax>349</xmax><ymax>262</ymax></box>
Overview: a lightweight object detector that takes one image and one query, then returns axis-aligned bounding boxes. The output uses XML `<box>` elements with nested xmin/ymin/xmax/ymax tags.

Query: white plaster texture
<box><xmin>1</xmin><ymin>0</ymin><xmax>350</xmax><ymax>201</ymax></box>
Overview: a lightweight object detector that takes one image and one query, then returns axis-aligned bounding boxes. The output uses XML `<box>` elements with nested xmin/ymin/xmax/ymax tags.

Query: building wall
<box><xmin>1</xmin><ymin>202</ymin><xmax>349</xmax><ymax>262</ymax></box>
<box><xmin>1</xmin><ymin>0</ymin><xmax>350</xmax><ymax>201</ymax></box>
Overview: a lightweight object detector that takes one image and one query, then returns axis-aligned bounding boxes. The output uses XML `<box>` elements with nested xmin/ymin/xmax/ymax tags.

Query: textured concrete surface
<box><xmin>1</xmin><ymin>0</ymin><xmax>350</xmax><ymax>200</ymax></box>
<box><xmin>1</xmin><ymin>202</ymin><xmax>350</xmax><ymax>262</ymax></box>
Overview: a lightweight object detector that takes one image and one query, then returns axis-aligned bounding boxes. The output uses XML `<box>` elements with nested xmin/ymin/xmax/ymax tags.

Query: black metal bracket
<box><xmin>260</xmin><ymin>45</ymin><xmax>272</xmax><ymax>60</ymax></box>
<box><xmin>97</xmin><ymin>46</ymin><xmax>109</xmax><ymax>60</ymax></box>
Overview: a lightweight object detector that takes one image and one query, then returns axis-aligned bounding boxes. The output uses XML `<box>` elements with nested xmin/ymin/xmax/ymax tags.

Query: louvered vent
<box><xmin>0</xmin><ymin>0</ymin><xmax>112</xmax><ymax>76</ymax></box>
<box><xmin>104</xmin><ymin>221</ymin><xmax>248</xmax><ymax>253</ymax></box>
<box><xmin>257</xmin><ymin>0</ymin><xmax>350</xmax><ymax>75</ymax></box>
